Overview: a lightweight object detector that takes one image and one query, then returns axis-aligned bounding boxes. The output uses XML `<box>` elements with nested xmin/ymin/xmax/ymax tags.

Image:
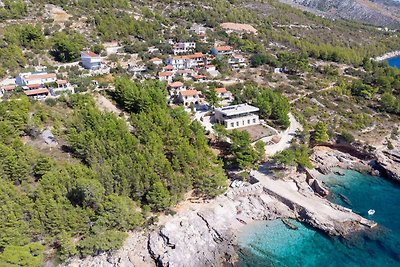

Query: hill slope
<box><xmin>278</xmin><ymin>0</ymin><xmax>400</xmax><ymax>27</ymax></box>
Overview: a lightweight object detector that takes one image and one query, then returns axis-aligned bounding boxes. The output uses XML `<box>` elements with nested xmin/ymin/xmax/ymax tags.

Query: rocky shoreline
<box><xmin>65</xmin><ymin>148</ymin><xmax>381</xmax><ymax>267</ymax></box>
<box><xmin>374</xmin><ymin>50</ymin><xmax>400</xmax><ymax>61</ymax></box>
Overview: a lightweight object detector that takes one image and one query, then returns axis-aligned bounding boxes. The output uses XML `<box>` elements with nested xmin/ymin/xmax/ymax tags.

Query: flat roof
<box><xmin>216</xmin><ymin>104</ymin><xmax>259</xmax><ymax>116</ymax></box>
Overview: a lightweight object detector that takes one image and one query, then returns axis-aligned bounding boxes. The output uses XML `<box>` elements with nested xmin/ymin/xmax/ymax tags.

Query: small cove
<box><xmin>387</xmin><ymin>55</ymin><xmax>400</xmax><ymax>69</ymax></box>
<box><xmin>237</xmin><ymin>170</ymin><xmax>400</xmax><ymax>267</ymax></box>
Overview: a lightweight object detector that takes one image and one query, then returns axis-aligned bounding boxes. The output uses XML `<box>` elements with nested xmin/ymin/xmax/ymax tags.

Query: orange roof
<box><xmin>150</xmin><ymin>57</ymin><xmax>162</xmax><ymax>61</ymax></box>
<box><xmin>82</xmin><ymin>51</ymin><xmax>99</xmax><ymax>57</ymax></box>
<box><xmin>169</xmin><ymin>81</ymin><xmax>184</xmax><ymax>87</ymax></box>
<box><xmin>163</xmin><ymin>65</ymin><xmax>174</xmax><ymax>70</ymax></box>
<box><xmin>180</xmin><ymin>90</ymin><xmax>199</xmax><ymax>96</ymax></box>
<box><xmin>24</xmin><ymin>88</ymin><xmax>49</xmax><ymax>96</ymax></box>
<box><xmin>205</xmin><ymin>65</ymin><xmax>215</xmax><ymax>68</ymax></box>
<box><xmin>27</xmin><ymin>84</ymin><xmax>42</xmax><ymax>89</ymax></box>
<box><xmin>24</xmin><ymin>73</ymin><xmax>56</xmax><ymax>81</ymax></box>
<box><xmin>215</xmin><ymin>46</ymin><xmax>232</xmax><ymax>51</ymax></box>
<box><xmin>171</xmin><ymin>55</ymin><xmax>189</xmax><ymax>60</ymax></box>
<box><xmin>215</xmin><ymin>87</ymin><xmax>227</xmax><ymax>93</ymax></box>
<box><xmin>192</xmin><ymin>75</ymin><xmax>205</xmax><ymax>79</ymax></box>
<box><xmin>1</xmin><ymin>85</ymin><xmax>15</xmax><ymax>91</ymax></box>
<box><xmin>56</xmin><ymin>80</ymin><xmax>68</xmax><ymax>85</ymax></box>
<box><xmin>159</xmin><ymin>71</ymin><xmax>173</xmax><ymax>77</ymax></box>
<box><xmin>187</xmin><ymin>53</ymin><xmax>203</xmax><ymax>59</ymax></box>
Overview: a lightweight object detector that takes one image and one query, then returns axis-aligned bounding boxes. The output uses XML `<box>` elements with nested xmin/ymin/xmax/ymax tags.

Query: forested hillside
<box><xmin>0</xmin><ymin>80</ymin><xmax>226</xmax><ymax>266</ymax></box>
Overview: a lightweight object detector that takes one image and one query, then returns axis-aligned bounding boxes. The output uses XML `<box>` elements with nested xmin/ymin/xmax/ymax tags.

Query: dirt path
<box><xmin>263</xmin><ymin>113</ymin><xmax>302</xmax><ymax>156</ymax></box>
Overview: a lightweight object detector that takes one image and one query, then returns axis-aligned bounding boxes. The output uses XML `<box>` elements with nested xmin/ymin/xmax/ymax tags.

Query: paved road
<box><xmin>263</xmin><ymin>113</ymin><xmax>302</xmax><ymax>156</ymax></box>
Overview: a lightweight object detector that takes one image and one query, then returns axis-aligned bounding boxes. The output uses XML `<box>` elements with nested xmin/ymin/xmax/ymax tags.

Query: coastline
<box><xmin>65</xmin><ymin>147</ymin><xmax>380</xmax><ymax>267</ymax></box>
<box><xmin>374</xmin><ymin>50</ymin><xmax>400</xmax><ymax>61</ymax></box>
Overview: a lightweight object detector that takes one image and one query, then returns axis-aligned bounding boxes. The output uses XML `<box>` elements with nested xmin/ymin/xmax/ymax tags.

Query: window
<box><xmin>248</xmin><ymin>120</ymin><xmax>250</xmax><ymax>124</ymax></box>
<box><xmin>231</xmin><ymin>123</ymin><xmax>234</xmax><ymax>128</ymax></box>
<box><xmin>236</xmin><ymin>121</ymin><xmax>239</xmax><ymax>127</ymax></box>
<box><xmin>242</xmin><ymin>121</ymin><xmax>245</xmax><ymax>125</ymax></box>
<box><xmin>253</xmin><ymin>118</ymin><xmax>256</xmax><ymax>123</ymax></box>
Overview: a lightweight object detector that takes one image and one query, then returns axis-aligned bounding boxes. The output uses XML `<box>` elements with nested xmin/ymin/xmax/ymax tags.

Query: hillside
<box><xmin>278</xmin><ymin>0</ymin><xmax>400</xmax><ymax>27</ymax></box>
<box><xmin>0</xmin><ymin>0</ymin><xmax>399</xmax><ymax>266</ymax></box>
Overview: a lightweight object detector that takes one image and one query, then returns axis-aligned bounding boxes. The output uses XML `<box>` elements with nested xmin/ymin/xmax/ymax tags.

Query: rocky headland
<box><xmin>65</xmin><ymin>158</ymin><xmax>378</xmax><ymax>267</ymax></box>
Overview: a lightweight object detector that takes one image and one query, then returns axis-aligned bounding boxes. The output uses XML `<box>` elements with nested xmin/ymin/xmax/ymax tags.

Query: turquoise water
<box><xmin>237</xmin><ymin>170</ymin><xmax>400</xmax><ymax>267</ymax></box>
<box><xmin>387</xmin><ymin>56</ymin><xmax>400</xmax><ymax>69</ymax></box>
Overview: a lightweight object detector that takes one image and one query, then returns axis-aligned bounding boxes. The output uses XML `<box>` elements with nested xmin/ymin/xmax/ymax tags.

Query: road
<box><xmin>263</xmin><ymin>113</ymin><xmax>302</xmax><ymax>156</ymax></box>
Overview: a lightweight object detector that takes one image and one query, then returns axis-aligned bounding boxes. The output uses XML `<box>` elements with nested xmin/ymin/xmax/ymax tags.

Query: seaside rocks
<box><xmin>375</xmin><ymin>149</ymin><xmax>400</xmax><ymax>183</ymax></box>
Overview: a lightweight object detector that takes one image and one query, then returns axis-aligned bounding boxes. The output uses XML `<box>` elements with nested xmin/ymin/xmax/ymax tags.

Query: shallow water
<box><xmin>387</xmin><ymin>56</ymin><xmax>400</xmax><ymax>69</ymax></box>
<box><xmin>237</xmin><ymin>170</ymin><xmax>400</xmax><ymax>267</ymax></box>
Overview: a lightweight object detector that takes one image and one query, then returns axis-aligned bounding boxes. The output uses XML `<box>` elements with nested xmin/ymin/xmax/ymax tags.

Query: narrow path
<box><xmin>262</xmin><ymin>113</ymin><xmax>302</xmax><ymax>156</ymax></box>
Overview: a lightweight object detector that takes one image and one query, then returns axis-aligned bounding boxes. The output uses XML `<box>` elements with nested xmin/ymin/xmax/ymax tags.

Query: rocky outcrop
<box><xmin>375</xmin><ymin>149</ymin><xmax>400</xmax><ymax>183</ymax></box>
<box><xmin>277</xmin><ymin>0</ymin><xmax>400</xmax><ymax>27</ymax></box>
<box><xmin>65</xmin><ymin>184</ymin><xmax>294</xmax><ymax>267</ymax></box>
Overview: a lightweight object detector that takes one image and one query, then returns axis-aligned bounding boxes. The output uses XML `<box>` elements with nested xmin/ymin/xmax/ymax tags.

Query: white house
<box><xmin>172</xmin><ymin>42</ymin><xmax>196</xmax><ymax>55</ymax></box>
<box><xmin>81</xmin><ymin>51</ymin><xmax>102</xmax><ymax>70</ymax></box>
<box><xmin>166</xmin><ymin>53</ymin><xmax>204</xmax><ymax>70</ymax></box>
<box><xmin>190</xmin><ymin>25</ymin><xmax>206</xmax><ymax>35</ymax></box>
<box><xmin>228</xmin><ymin>55</ymin><xmax>247</xmax><ymax>69</ymax></box>
<box><xmin>215</xmin><ymin>87</ymin><xmax>232</xmax><ymax>100</ymax></box>
<box><xmin>168</xmin><ymin>81</ymin><xmax>186</xmax><ymax>97</ymax></box>
<box><xmin>24</xmin><ymin>87</ymin><xmax>50</xmax><ymax>100</ymax></box>
<box><xmin>0</xmin><ymin>85</ymin><xmax>16</xmax><ymax>96</ymax></box>
<box><xmin>50</xmin><ymin>80</ymin><xmax>75</xmax><ymax>96</ymax></box>
<box><xmin>211</xmin><ymin>46</ymin><xmax>234</xmax><ymax>57</ymax></box>
<box><xmin>179</xmin><ymin>90</ymin><xmax>201</xmax><ymax>106</ymax></box>
<box><xmin>16</xmin><ymin>72</ymin><xmax>57</xmax><ymax>86</ymax></box>
<box><xmin>158</xmin><ymin>71</ymin><xmax>174</xmax><ymax>82</ymax></box>
<box><xmin>150</xmin><ymin>57</ymin><xmax>163</xmax><ymax>65</ymax></box>
<box><xmin>214</xmin><ymin>104</ymin><xmax>260</xmax><ymax>130</ymax></box>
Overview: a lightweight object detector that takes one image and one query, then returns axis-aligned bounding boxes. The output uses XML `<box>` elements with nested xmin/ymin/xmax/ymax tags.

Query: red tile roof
<box><xmin>56</xmin><ymin>80</ymin><xmax>68</xmax><ymax>85</ymax></box>
<box><xmin>215</xmin><ymin>46</ymin><xmax>232</xmax><ymax>52</ymax></box>
<box><xmin>163</xmin><ymin>65</ymin><xmax>174</xmax><ymax>70</ymax></box>
<box><xmin>24</xmin><ymin>73</ymin><xmax>56</xmax><ymax>81</ymax></box>
<box><xmin>215</xmin><ymin>87</ymin><xmax>227</xmax><ymax>93</ymax></box>
<box><xmin>82</xmin><ymin>51</ymin><xmax>99</xmax><ymax>57</ymax></box>
<box><xmin>27</xmin><ymin>84</ymin><xmax>42</xmax><ymax>89</ymax></box>
<box><xmin>169</xmin><ymin>81</ymin><xmax>184</xmax><ymax>87</ymax></box>
<box><xmin>180</xmin><ymin>90</ymin><xmax>199</xmax><ymax>96</ymax></box>
<box><xmin>159</xmin><ymin>71</ymin><xmax>173</xmax><ymax>77</ymax></box>
<box><xmin>24</xmin><ymin>88</ymin><xmax>49</xmax><ymax>96</ymax></box>
<box><xmin>1</xmin><ymin>85</ymin><xmax>15</xmax><ymax>91</ymax></box>
<box><xmin>150</xmin><ymin>57</ymin><xmax>162</xmax><ymax>61</ymax></box>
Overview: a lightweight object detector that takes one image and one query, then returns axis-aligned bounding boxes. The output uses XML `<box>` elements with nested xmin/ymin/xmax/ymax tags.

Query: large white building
<box><xmin>172</xmin><ymin>42</ymin><xmax>196</xmax><ymax>55</ymax></box>
<box><xmin>16</xmin><ymin>72</ymin><xmax>57</xmax><ymax>86</ymax></box>
<box><xmin>215</xmin><ymin>104</ymin><xmax>260</xmax><ymax>130</ymax></box>
<box><xmin>166</xmin><ymin>53</ymin><xmax>204</xmax><ymax>70</ymax></box>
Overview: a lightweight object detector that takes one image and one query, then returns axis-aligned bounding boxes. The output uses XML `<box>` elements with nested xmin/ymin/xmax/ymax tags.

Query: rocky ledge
<box><xmin>65</xmin><ymin>169</ymin><xmax>376</xmax><ymax>267</ymax></box>
<box><xmin>375</xmin><ymin>148</ymin><xmax>400</xmax><ymax>183</ymax></box>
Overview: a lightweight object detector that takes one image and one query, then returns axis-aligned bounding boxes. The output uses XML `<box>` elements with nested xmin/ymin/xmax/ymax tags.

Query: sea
<box><xmin>387</xmin><ymin>56</ymin><xmax>400</xmax><ymax>69</ymax></box>
<box><xmin>237</xmin><ymin>170</ymin><xmax>400</xmax><ymax>267</ymax></box>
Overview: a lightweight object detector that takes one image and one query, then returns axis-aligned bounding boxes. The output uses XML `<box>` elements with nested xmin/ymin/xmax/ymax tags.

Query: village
<box><xmin>0</xmin><ymin>21</ymin><xmax>293</xmax><ymax>150</ymax></box>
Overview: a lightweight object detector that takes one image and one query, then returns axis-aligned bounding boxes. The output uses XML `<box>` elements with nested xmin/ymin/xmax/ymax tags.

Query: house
<box><xmin>148</xmin><ymin>46</ymin><xmax>160</xmax><ymax>53</ymax></box>
<box><xmin>197</xmin><ymin>33</ymin><xmax>208</xmax><ymax>43</ymax></box>
<box><xmin>166</xmin><ymin>53</ymin><xmax>204</xmax><ymax>70</ymax></box>
<box><xmin>220</xmin><ymin>22</ymin><xmax>258</xmax><ymax>34</ymax></box>
<box><xmin>163</xmin><ymin>65</ymin><xmax>175</xmax><ymax>72</ymax></box>
<box><xmin>81</xmin><ymin>51</ymin><xmax>102</xmax><ymax>70</ymax></box>
<box><xmin>175</xmin><ymin>69</ymin><xmax>194</xmax><ymax>79</ymax></box>
<box><xmin>16</xmin><ymin>72</ymin><xmax>57</xmax><ymax>86</ymax></box>
<box><xmin>179</xmin><ymin>90</ymin><xmax>201</xmax><ymax>106</ymax></box>
<box><xmin>128</xmin><ymin>64</ymin><xmax>147</xmax><ymax>74</ymax></box>
<box><xmin>158</xmin><ymin>71</ymin><xmax>174</xmax><ymax>82</ymax></box>
<box><xmin>150</xmin><ymin>57</ymin><xmax>163</xmax><ymax>65</ymax></box>
<box><xmin>214</xmin><ymin>104</ymin><xmax>260</xmax><ymax>130</ymax></box>
<box><xmin>215</xmin><ymin>87</ymin><xmax>232</xmax><ymax>100</ymax></box>
<box><xmin>228</xmin><ymin>55</ymin><xmax>247</xmax><ymax>68</ymax></box>
<box><xmin>190</xmin><ymin>24</ymin><xmax>206</xmax><ymax>35</ymax></box>
<box><xmin>172</xmin><ymin>42</ymin><xmax>196</xmax><ymax>55</ymax></box>
<box><xmin>168</xmin><ymin>81</ymin><xmax>186</xmax><ymax>97</ymax></box>
<box><xmin>204</xmin><ymin>65</ymin><xmax>220</xmax><ymax>77</ymax></box>
<box><xmin>191</xmin><ymin>74</ymin><xmax>207</xmax><ymax>83</ymax></box>
<box><xmin>50</xmin><ymin>80</ymin><xmax>75</xmax><ymax>96</ymax></box>
<box><xmin>0</xmin><ymin>85</ymin><xmax>16</xmax><ymax>96</ymax></box>
<box><xmin>24</xmin><ymin>87</ymin><xmax>50</xmax><ymax>100</ymax></box>
<box><xmin>212</xmin><ymin>46</ymin><xmax>234</xmax><ymax>57</ymax></box>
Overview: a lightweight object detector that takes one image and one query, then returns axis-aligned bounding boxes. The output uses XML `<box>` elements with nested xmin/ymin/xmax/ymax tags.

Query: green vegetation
<box><xmin>312</xmin><ymin>121</ymin><xmax>329</xmax><ymax>143</ymax></box>
<box><xmin>229</xmin><ymin>130</ymin><xmax>264</xmax><ymax>169</ymax></box>
<box><xmin>272</xmin><ymin>144</ymin><xmax>313</xmax><ymax>168</ymax></box>
<box><xmin>0</xmin><ymin>79</ymin><xmax>228</xmax><ymax>264</ymax></box>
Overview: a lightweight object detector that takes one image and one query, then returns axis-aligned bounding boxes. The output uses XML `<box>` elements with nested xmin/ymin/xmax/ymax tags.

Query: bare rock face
<box><xmin>376</xmin><ymin>149</ymin><xmax>400</xmax><ymax>183</ymax></box>
<box><xmin>277</xmin><ymin>0</ymin><xmax>400</xmax><ymax>27</ymax></box>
